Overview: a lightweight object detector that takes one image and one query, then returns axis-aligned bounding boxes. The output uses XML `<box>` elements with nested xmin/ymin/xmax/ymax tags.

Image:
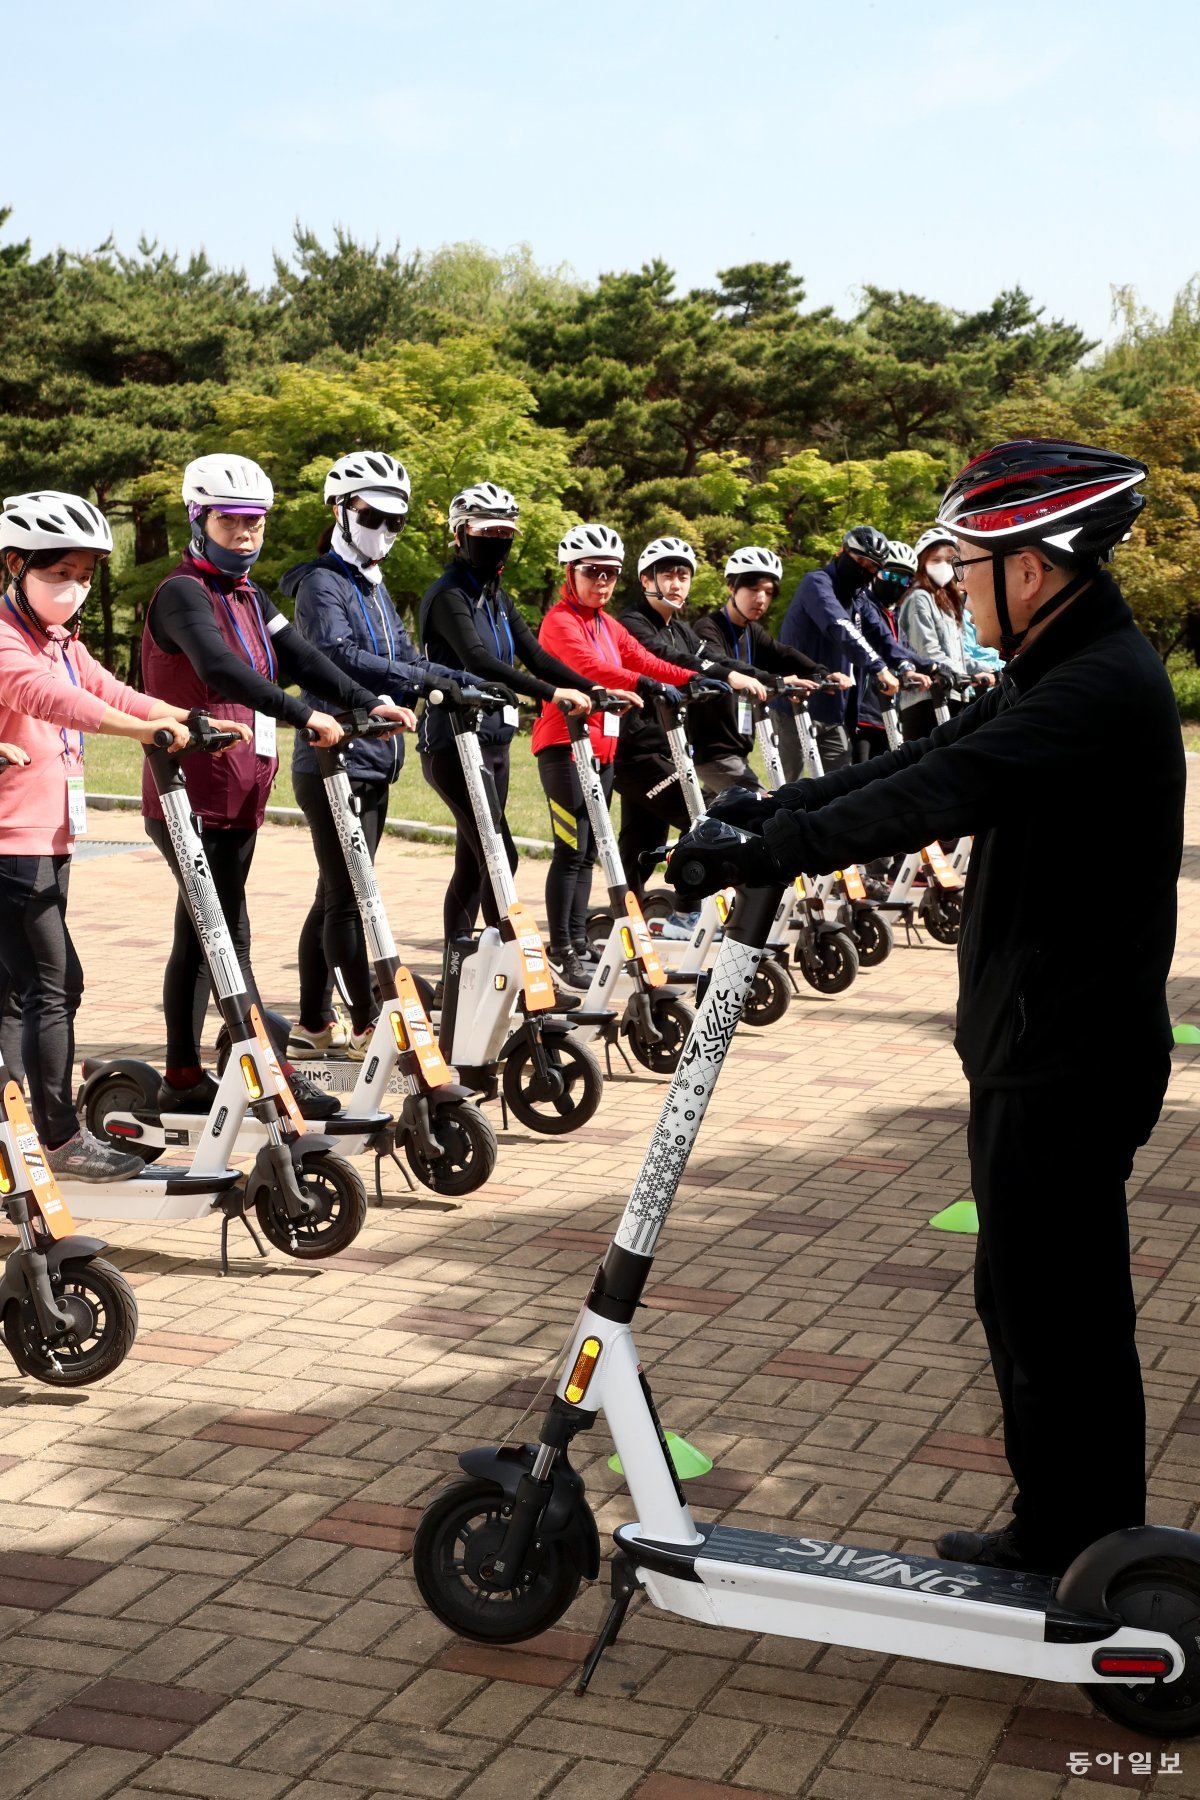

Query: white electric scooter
<box><xmin>874</xmin><ymin>686</ymin><xmax>965</xmax><ymax>945</ymax></box>
<box><xmin>73</xmin><ymin>722</ymin><xmax>367</xmax><ymax>1272</ymax></box>
<box><xmin>429</xmin><ymin>684</ymin><xmax>605</xmax><ymax>1136</ymax></box>
<box><xmin>414</xmin><ymin>818</ymin><xmax>1200</xmax><ymax>1739</ymax></box>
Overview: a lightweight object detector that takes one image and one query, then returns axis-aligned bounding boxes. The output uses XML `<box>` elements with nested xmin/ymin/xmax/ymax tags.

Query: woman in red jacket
<box><xmin>531</xmin><ymin>524</ymin><xmax>694</xmax><ymax>988</ymax></box>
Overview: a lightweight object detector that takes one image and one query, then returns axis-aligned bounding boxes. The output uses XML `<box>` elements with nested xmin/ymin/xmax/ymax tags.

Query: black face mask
<box><xmin>464</xmin><ymin>536</ymin><xmax>510</xmax><ymax>583</ymax></box>
<box><xmin>833</xmin><ymin>551</ymin><xmax>872</xmax><ymax>601</ymax></box>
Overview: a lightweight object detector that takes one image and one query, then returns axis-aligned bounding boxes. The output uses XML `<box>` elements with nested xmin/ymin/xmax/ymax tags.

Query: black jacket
<box><xmin>758</xmin><ymin>572</ymin><xmax>1183</xmax><ymax>1087</ymax></box>
<box><xmin>615</xmin><ymin>593</ymin><xmax>739</xmax><ymax>764</ymax></box>
<box><xmin>692</xmin><ymin>608</ymin><xmax>826</xmax><ymax>760</ymax></box>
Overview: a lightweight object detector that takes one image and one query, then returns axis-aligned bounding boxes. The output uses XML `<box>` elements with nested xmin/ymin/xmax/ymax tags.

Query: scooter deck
<box><xmin>62</xmin><ymin>1165</ymin><xmax>243</xmax><ymax>1222</ymax></box>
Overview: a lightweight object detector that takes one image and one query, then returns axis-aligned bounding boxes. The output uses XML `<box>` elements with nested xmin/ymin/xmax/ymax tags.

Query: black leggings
<box><xmin>615</xmin><ymin>758</ymin><xmax>691</xmax><ymax>904</ymax></box>
<box><xmin>0</xmin><ymin>855</ymin><xmax>82</xmax><ymax>1147</ymax></box>
<box><xmin>146</xmin><ymin>818</ymin><xmax>269</xmax><ymax>1069</ymax></box>
<box><xmin>294</xmin><ymin>770</ymin><xmax>389</xmax><ymax>1033</ymax></box>
<box><xmin>538</xmin><ymin>744</ymin><xmax>614</xmax><ymax>949</ymax></box>
<box><xmin>421</xmin><ymin>743</ymin><xmax>517</xmax><ymax>941</ymax></box>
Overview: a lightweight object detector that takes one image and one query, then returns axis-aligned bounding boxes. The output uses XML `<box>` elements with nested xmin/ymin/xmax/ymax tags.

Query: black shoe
<box><xmin>573</xmin><ymin>939</ymin><xmax>602</xmax><ymax>966</ymax></box>
<box><xmin>285</xmin><ymin>1067</ymin><xmax>341</xmax><ymax>1120</ymax></box>
<box><xmin>935</xmin><ymin>1523</ymin><xmax>1054</xmax><ymax>1575</ymax></box>
<box><xmin>431</xmin><ymin>979</ymin><xmax>445</xmax><ymax>1010</ymax></box>
<box><xmin>157</xmin><ymin>1072</ymin><xmax>219</xmax><ymax>1114</ymax></box>
<box><xmin>548</xmin><ymin>947</ymin><xmax>592</xmax><ymax>992</ymax></box>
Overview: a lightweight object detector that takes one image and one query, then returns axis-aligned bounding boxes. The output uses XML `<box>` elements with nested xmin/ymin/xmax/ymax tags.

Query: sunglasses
<box><xmin>577</xmin><ymin>563</ymin><xmax>621</xmax><ymax>582</ymax></box>
<box><xmin>352</xmin><ymin>505</ymin><xmax>405</xmax><ymax>533</ymax></box>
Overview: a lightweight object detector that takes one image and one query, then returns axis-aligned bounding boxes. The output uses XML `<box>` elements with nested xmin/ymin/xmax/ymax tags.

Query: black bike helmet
<box><xmin>842</xmin><ymin>524</ymin><xmax>891</xmax><ymax>566</ymax></box>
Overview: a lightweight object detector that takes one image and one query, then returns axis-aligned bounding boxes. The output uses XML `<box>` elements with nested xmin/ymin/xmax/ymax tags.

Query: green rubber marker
<box><xmin>1173</xmin><ymin>1024</ymin><xmax>1200</xmax><ymax>1045</ymax></box>
<box><xmin>929</xmin><ymin>1199</ymin><xmax>978</xmax><ymax>1234</ymax></box>
<box><xmin>609</xmin><ymin>1431</ymin><xmax>713</xmax><ymax>1480</ymax></box>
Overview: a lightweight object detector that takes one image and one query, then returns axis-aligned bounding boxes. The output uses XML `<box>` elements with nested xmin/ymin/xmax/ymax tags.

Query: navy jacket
<box><xmin>282</xmin><ymin>552</ymin><xmax>461</xmax><ymax>784</ymax></box>
<box><xmin>853</xmin><ymin>584</ymin><xmax>935</xmax><ymax>732</ymax></box>
<box><xmin>781</xmin><ymin>560</ymin><xmax>891</xmax><ymax>725</ymax></box>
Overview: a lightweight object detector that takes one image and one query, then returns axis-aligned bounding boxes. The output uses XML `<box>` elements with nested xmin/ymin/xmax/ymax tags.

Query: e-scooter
<box><xmin>74</xmin><ymin>720</ymin><xmax>367</xmax><ymax>1272</ymax></box>
<box><xmin>428</xmin><ymin>685</ymin><xmax>605</xmax><ymax>1137</ymax></box>
<box><xmin>930</xmin><ymin>673</ymin><xmax>974</xmax><ymax>879</ymax></box>
<box><xmin>874</xmin><ymin>687</ymin><xmax>964</xmax><ymax>946</ymax></box>
<box><xmin>557</xmin><ymin>694</ymin><xmax>695</xmax><ymax>1076</ymax></box>
<box><xmin>414</xmin><ymin>818</ymin><xmax>1200</xmax><ymax>1739</ymax></box>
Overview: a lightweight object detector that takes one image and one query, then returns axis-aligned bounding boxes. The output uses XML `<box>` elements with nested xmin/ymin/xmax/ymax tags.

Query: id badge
<box><xmin>502</xmin><ymin>705</ymin><xmax>519</xmax><ymax>729</ymax></box>
<box><xmin>67</xmin><ymin>776</ymin><xmax>88</xmax><ymax>836</ymax></box>
<box><xmin>602</xmin><ymin>709</ymin><xmax>621</xmax><ymax>740</ymax></box>
<box><xmin>254</xmin><ymin>711</ymin><xmax>277</xmax><ymax>758</ymax></box>
<box><xmin>736</xmin><ymin>698</ymin><xmax>753</xmax><ymax>736</ymax></box>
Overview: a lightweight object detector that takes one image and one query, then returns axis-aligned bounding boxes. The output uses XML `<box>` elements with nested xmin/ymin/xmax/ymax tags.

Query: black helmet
<box><xmin>938</xmin><ymin>439</ymin><xmax>1146</xmax><ymax>566</ymax></box>
<box><xmin>842</xmin><ymin>525</ymin><xmax>891</xmax><ymax>567</ymax></box>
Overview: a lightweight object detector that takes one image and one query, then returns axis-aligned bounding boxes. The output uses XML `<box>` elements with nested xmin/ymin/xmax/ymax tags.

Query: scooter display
<box><xmin>557</xmin><ymin>694</ymin><xmax>695</xmax><ymax>1076</ymax></box>
<box><xmin>76</xmin><ymin>720</ymin><xmax>367</xmax><ymax>1272</ymax></box>
<box><xmin>414</xmin><ymin>818</ymin><xmax>1200</xmax><ymax>1739</ymax></box>
<box><xmin>429</xmin><ymin>685</ymin><xmax>604</xmax><ymax>1136</ymax></box>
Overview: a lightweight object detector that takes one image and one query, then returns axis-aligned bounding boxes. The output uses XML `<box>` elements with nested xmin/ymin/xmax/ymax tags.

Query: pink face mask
<box><xmin>23</xmin><ymin>572</ymin><xmax>90</xmax><ymax>628</ymax></box>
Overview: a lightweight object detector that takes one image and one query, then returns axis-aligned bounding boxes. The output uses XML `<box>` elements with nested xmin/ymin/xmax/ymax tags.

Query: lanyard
<box><xmin>566</xmin><ymin>598</ymin><xmax>617</xmax><ymax>656</ymax></box>
<box><xmin>480</xmin><ymin>594</ymin><xmax>514</xmax><ymax>664</ymax></box>
<box><xmin>330</xmin><ymin>554</ymin><xmax>396</xmax><ymax>663</ymax></box>
<box><xmin>4</xmin><ymin>596</ymin><xmax>84</xmax><ymax>761</ymax></box>
<box><xmin>723</xmin><ymin>608</ymin><xmax>752</xmax><ymax>664</ymax></box>
<box><xmin>215</xmin><ymin>584</ymin><xmax>276</xmax><ymax>682</ymax></box>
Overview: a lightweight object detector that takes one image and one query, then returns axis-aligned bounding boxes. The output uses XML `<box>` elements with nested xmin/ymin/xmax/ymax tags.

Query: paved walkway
<box><xmin>1</xmin><ymin>783</ymin><xmax>1199</xmax><ymax>1800</ymax></box>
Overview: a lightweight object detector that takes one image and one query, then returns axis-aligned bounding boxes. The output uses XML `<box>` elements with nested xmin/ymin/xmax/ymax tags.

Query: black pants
<box><xmin>901</xmin><ymin>695</ymin><xmax>962</xmax><ymax>741</ymax></box>
<box><xmin>294</xmin><ymin>770</ymin><xmax>389</xmax><ymax>1034</ymax></box>
<box><xmin>967</xmin><ymin>1068</ymin><xmax>1169</xmax><ymax>1569</ymax></box>
<box><xmin>421</xmin><ymin>743</ymin><xmax>517</xmax><ymax>941</ymax></box>
<box><xmin>146</xmin><ymin>819</ymin><xmax>268</xmax><ymax>1069</ymax></box>
<box><xmin>615</xmin><ymin>758</ymin><xmax>692</xmax><ymax>903</ymax></box>
<box><xmin>852</xmin><ymin>726</ymin><xmax>889</xmax><ymax>762</ymax></box>
<box><xmin>537</xmin><ymin>744</ymin><xmax>615</xmax><ymax>949</ymax></box>
<box><xmin>0</xmin><ymin>855</ymin><xmax>81</xmax><ymax>1146</ymax></box>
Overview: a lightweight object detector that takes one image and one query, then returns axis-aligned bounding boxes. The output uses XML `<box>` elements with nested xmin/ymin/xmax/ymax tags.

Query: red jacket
<box><xmin>530</xmin><ymin>596</ymin><xmax>694</xmax><ymax>763</ymax></box>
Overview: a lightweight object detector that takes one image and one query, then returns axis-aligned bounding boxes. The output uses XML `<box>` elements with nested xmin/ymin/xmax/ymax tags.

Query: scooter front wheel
<box><xmin>502</xmin><ymin>1036</ymin><xmax>603</xmax><ymax>1136</ymax></box>
<box><xmin>83</xmin><ymin>1070</ymin><xmax>163</xmax><ymax>1166</ymax></box>
<box><xmin>851</xmin><ymin>909</ymin><xmax>894</xmax><ymax>968</ymax></box>
<box><xmin>1064</xmin><ymin>1555</ymin><xmax>1200</xmax><ymax>1736</ymax></box>
<box><xmin>743</xmin><ymin>956</ymin><xmax>791</xmax><ymax>1027</ymax></box>
<box><xmin>627</xmin><ymin>996</ymin><xmax>694</xmax><ymax>1074</ymax></box>
<box><xmin>799</xmin><ymin>930</ymin><xmax>860</xmax><ymax>996</ymax></box>
<box><xmin>254</xmin><ymin>1151</ymin><xmax>367</xmax><ymax>1259</ymax></box>
<box><xmin>922</xmin><ymin>887</ymin><xmax>962</xmax><ymax>945</ymax></box>
<box><xmin>412</xmin><ymin>1477</ymin><xmax>582</xmax><ymax>1644</ymax></box>
<box><xmin>404</xmin><ymin>1102</ymin><xmax>498</xmax><ymax>1197</ymax></box>
<box><xmin>3</xmin><ymin>1257</ymin><xmax>138</xmax><ymax>1387</ymax></box>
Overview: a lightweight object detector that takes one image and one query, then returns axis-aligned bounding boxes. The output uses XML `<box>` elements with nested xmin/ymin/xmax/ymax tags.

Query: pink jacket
<box><xmin>0</xmin><ymin>601</ymin><xmax>157</xmax><ymax>854</ymax></box>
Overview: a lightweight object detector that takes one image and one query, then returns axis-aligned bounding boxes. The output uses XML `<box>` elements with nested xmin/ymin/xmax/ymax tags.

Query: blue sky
<box><xmin>8</xmin><ymin>0</ymin><xmax>1198</xmax><ymax>349</ymax></box>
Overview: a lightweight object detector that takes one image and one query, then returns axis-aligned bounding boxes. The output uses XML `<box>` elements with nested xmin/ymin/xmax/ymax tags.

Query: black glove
<box><xmin>689</xmin><ymin>675</ymin><xmax>731</xmax><ymax>698</ymax></box>
<box><xmin>707</xmin><ymin>786</ymin><xmax>781</xmax><ymax>831</ymax></box>
<box><xmin>667</xmin><ymin>819</ymin><xmax>783</xmax><ymax>902</ymax></box>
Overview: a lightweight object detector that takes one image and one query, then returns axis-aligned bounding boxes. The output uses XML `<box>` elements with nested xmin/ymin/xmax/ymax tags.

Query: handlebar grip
<box><xmin>152</xmin><ymin>728</ymin><xmax>177</xmax><ymax>749</ymax></box>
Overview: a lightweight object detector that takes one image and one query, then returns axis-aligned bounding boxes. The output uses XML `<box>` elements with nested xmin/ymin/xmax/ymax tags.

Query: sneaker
<box><xmin>934</xmin><ymin>1522</ymin><xmax>1053</xmax><ymax>1575</ymax></box>
<box><xmin>346</xmin><ymin>1022</ymin><xmax>376</xmax><ymax>1061</ymax></box>
<box><xmin>47</xmin><ymin>1126</ymin><xmax>143</xmax><ymax>1183</ymax></box>
<box><xmin>290</xmin><ymin>1018</ymin><xmax>349</xmax><ymax>1053</ymax></box>
<box><xmin>656</xmin><ymin>909</ymin><xmax>701</xmax><ymax>942</ymax></box>
<box><xmin>157</xmin><ymin>1071</ymin><xmax>219</xmax><ymax>1114</ymax></box>
<box><xmin>430</xmin><ymin>980</ymin><xmax>445</xmax><ymax>1011</ymax></box>
<box><xmin>547</xmin><ymin>947</ymin><xmax>592</xmax><ymax>992</ymax></box>
<box><xmin>572</xmin><ymin>940</ymin><xmax>602</xmax><ymax>966</ymax></box>
<box><xmin>284</xmin><ymin>1067</ymin><xmax>341</xmax><ymax>1120</ymax></box>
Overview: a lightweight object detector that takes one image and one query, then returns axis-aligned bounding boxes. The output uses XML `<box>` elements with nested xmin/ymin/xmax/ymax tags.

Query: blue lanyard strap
<box><xmin>329</xmin><ymin>554</ymin><xmax>396</xmax><ymax>664</ymax></box>
<box><xmin>481</xmin><ymin>595</ymin><xmax>514</xmax><ymax>664</ymax></box>
<box><xmin>723</xmin><ymin>609</ymin><xmax>751</xmax><ymax>663</ymax></box>
<box><xmin>4</xmin><ymin>596</ymin><xmax>84</xmax><ymax>761</ymax></box>
<box><xmin>215</xmin><ymin>585</ymin><xmax>276</xmax><ymax>682</ymax></box>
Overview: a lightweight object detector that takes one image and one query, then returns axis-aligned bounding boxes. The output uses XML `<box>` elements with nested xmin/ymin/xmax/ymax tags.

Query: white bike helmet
<box><xmin>182</xmin><ymin>454</ymin><xmax>274</xmax><ymax>516</ymax></box>
<box><xmin>637</xmin><ymin>536</ymin><xmax>697</xmax><ymax>577</ymax></box>
<box><xmin>1</xmin><ymin>491</ymin><xmax>113</xmax><ymax>556</ymax></box>
<box><xmin>914</xmin><ymin>526</ymin><xmax>957</xmax><ymax>560</ymax></box>
<box><xmin>884</xmin><ymin>539</ymin><xmax>918</xmax><ymax>575</ymax></box>
<box><xmin>324</xmin><ymin>451</ymin><xmax>411</xmax><ymax>516</ymax></box>
<box><xmin>724</xmin><ymin>545</ymin><xmax>782</xmax><ymax>582</ymax></box>
<box><xmin>449</xmin><ymin>482</ymin><xmax>521</xmax><ymax>535</ymax></box>
<box><xmin>558</xmin><ymin>523</ymin><xmax>624</xmax><ymax>564</ymax></box>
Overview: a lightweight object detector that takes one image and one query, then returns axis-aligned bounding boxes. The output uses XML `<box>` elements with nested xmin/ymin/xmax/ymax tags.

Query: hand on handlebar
<box><xmin>728</xmin><ymin>672</ymin><xmax>767</xmax><ymax>701</ymax></box>
<box><xmin>875</xmin><ymin>670</ymin><xmax>901</xmax><ymax>697</ymax></box>
<box><xmin>782</xmin><ymin>675</ymin><xmax>820</xmax><ymax>695</ymax></box>
<box><xmin>143</xmin><ymin>717</ymin><xmax>192</xmax><ymax>754</ymax></box>
<box><xmin>305</xmin><ymin>710</ymin><xmax>346</xmax><ymax>748</ymax></box>
<box><xmin>607</xmin><ymin>686</ymin><xmax>643</xmax><ymax>709</ymax></box>
<box><xmin>707</xmin><ymin>784</ymin><xmax>781</xmax><ymax>831</ymax></box>
<box><xmin>0</xmin><ymin>742</ymin><xmax>30</xmax><ymax>767</ymax></box>
<box><xmin>371</xmin><ymin>702</ymin><xmax>418</xmax><ymax>736</ymax></box>
<box><xmin>902</xmin><ymin>670</ymin><xmax>932</xmax><ymax>692</ymax></box>
<box><xmin>824</xmin><ymin>671</ymin><xmax>854</xmax><ymax>690</ymax></box>
<box><xmin>555</xmin><ymin>687</ymin><xmax>592</xmax><ymax>717</ymax></box>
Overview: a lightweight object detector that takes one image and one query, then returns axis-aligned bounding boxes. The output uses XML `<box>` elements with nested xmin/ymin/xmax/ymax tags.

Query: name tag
<box><xmin>736</xmin><ymin>699</ymin><xmax>753</xmax><ymax>736</ymax></box>
<box><xmin>502</xmin><ymin>705</ymin><xmax>519</xmax><ymax>729</ymax></box>
<box><xmin>602</xmin><ymin>709</ymin><xmax>620</xmax><ymax>740</ymax></box>
<box><xmin>67</xmin><ymin>776</ymin><xmax>88</xmax><ymax>836</ymax></box>
<box><xmin>254</xmin><ymin>712</ymin><xmax>277</xmax><ymax>758</ymax></box>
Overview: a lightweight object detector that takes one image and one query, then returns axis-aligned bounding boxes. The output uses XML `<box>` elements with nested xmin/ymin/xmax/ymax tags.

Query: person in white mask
<box><xmin>897</xmin><ymin>527</ymin><xmax>998</xmax><ymax>738</ymax></box>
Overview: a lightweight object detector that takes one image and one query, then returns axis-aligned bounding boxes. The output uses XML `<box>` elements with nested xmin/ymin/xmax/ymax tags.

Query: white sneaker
<box><xmin>290</xmin><ymin>1019</ymin><xmax>349</xmax><ymax>1053</ymax></box>
<box><xmin>347</xmin><ymin>1022</ymin><xmax>377</xmax><ymax>1061</ymax></box>
<box><xmin>656</xmin><ymin>910</ymin><xmax>701</xmax><ymax>942</ymax></box>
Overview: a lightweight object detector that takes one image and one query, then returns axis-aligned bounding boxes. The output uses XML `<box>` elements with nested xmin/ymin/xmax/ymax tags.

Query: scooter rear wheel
<box><xmin>502</xmin><ymin>1036</ymin><xmax>603</xmax><ymax>1136</ymax></box>
<box><xmin>254</xmin><ymin>1151</ymin><xmax>367</xmax><ymax>1259</ymax></box>
<box><xmin>1064</xmin><ymin>1556</ymin><xmax>1200</xmax><ymax>1736</ymax></box>
<box><xmin>743</xmin><ymin>957</ymin><xmax>791</xmax><ymax>1027</ymax></box>
<box><xmin>404</xmin><ymin>1101</ymin><xmax>498</xmax><ymax>1196</ymax></box>
<box><xmin>799</xmin><ymin>930</ymin><xmax>860</xmax><ymax>995</ymax></box>
<box><xmin>852</xmin><ymin>909</ymin><xmax>894</xmax><ymax>968</ymax></box>
<box><xmin>84</xmin><ymin>1070</ymin><xmax>164</xmax><ymax>1166</ymax></box>
<box><xmin>585</xmin><ymin>909</ymin><xmax>613</xmax><ymax>952</ymax></box>
<box><xmin>413</xmin><ymin>1477</ymin><xmax>582</xmax><ymax>1644</ymax></box>
<box><xmin>627</xmin><ymin>996</ymin><xmax>694</xmax><ymax>1073</ymax></box>
<box><xmin>922</xmin><ymin>888</ymin><xmax>962</xmax><ymax>945</ymax></box>
<box><xmin>3</xmin><ymin>1257</ymin><xmax>138</xmax><ymax>1387</ymax></box>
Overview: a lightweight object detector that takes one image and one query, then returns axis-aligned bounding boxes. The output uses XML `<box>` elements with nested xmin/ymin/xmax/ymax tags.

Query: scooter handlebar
<box><xmin>156</xmin><ymin>713</ymin><xmax>241</xmax><ymax>754</ymax></box>
<box><xmin>426</xmin><ymin>681</ymin><xmax>516</xmax><ymax>714</ymax></box>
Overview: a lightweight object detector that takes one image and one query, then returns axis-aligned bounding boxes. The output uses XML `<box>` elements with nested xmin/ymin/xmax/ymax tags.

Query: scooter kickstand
<box><xmin>373</xmin><ymin>1147</ymin><xmax>415</xmax><ymax>1205</ymax></box>
<box><xmin>576</xmin><ymin>1556</ymin><xmax>641</xmax><ymax>1696</ymax></box>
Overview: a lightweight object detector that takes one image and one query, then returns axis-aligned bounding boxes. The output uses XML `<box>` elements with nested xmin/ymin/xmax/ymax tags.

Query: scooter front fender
<box><xmin>428</xmin><ymin>1082</ymin><xmax>476</xmax><ymax>1111</ymax></box>
<box><xmin>0</xmin><ymin>1234</ymin><xmax>108</xmax><ymax>1314</ymax></box>
<box><xmin>459</xmin><ymin>1444</ymin><xmax>600</xmax><ymax>1579</ymax></box>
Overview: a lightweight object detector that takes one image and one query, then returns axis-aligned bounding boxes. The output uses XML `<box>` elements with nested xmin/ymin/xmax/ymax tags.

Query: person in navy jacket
<box><xmin>285</xmin><ymin>451</ymin><xmax>467</xmax><ymax>1055</ymax></box>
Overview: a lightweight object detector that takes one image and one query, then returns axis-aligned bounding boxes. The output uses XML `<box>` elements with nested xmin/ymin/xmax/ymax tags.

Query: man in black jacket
<box><xmin>681</xmin><ymin>441</ymin><xmax>1184</xmax><ymax>1577</ymax></box>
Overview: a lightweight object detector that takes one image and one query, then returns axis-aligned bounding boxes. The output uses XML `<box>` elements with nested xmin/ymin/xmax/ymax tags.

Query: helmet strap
<box><xmin>994</xmin><ymin>554</ymin><xmax>1093</xmax><ymax>659</ymax></box>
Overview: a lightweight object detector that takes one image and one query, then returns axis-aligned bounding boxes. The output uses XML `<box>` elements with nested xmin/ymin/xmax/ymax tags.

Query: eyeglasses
<box><xmin>352</xmin><ymin>505</ymin><xmax>406</xmax><ymax>532</ymax></box>
<box><xmin>950</xmin><ymin>553</ymin><xmax>991</xmax><ymax>581</ymax></box>
<box><xmin>214</xmin><ymin>512</ymin><xmax>265</xmax><ymax>534</ymax></box>
<box><xmin>577</xmin><ymin>563</ymin><xmax>621</xmax><ymax>582</ymax></box>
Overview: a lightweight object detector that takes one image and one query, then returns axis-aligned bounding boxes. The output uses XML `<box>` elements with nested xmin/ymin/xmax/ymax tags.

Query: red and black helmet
<box><xmin>937</xmin><ymin>439</ymin><xmax>1147</xmax><ymax>565</ymax></box>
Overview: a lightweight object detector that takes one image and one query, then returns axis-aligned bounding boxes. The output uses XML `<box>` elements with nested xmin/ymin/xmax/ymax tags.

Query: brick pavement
<box><xmin>1</xmin><ymin>777</ymin><xmax>1199</xmax><ymax>1798</ymax></box>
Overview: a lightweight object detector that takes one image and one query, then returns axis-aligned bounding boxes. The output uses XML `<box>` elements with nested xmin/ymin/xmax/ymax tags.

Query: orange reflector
<box><xmin>715</xmin><ymin>893</ymin><xmax>729</xmax><ymax>924</ymax></box>
<box><xmin>239</xmin><ymin>1055</ymin><xmax>263</xmax><ymax>1100</ymax></box>
<box><xmin>390</xmin><ymin>1011</ymin><xmax>407</xmax><ymax>1050</ymax></box>
<box><xmin>494</xmin><ymin>973</ymin><xmax>507</xmax><ymax>991</ymax></box>
<box><xmin>620</xmin><ymin>927</ymin><xmax>635</xmax><ymax>960</ymax></box>
<box><xmin>565</xmin><ymin>1336</ymin><xmax>602</xmax><ymax>1405</ymax></box>
<box><xmin>0</xmin><ymin>1145</ymin><xmax>12</xmax><ymax>1195</ymax></box>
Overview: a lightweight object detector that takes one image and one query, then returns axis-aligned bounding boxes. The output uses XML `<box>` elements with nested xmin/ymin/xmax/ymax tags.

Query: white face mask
<box><xmin>24</xmin><ymin>572</ymin><xmax>90</xmax><ymax>627</ymax></box>
<box><xmin>926</xmin><ymin>559</ymin><xmax>955</xmax><ymax>588</ymax></box>
<box><xmin>347</xmin><ymin>514</ymin><xmax>399</xmax><ymax>564</ymax></box>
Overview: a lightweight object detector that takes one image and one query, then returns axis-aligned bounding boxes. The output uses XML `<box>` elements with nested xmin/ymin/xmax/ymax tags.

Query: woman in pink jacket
<box><xmin>531</xmin><ymin>524</ymin><xmax>695</xmax><ymax>988</ymax></box>
<box><xmin>0</xmin><ymin>492</ymin><xmax>240</xmax><ymax>1180</ymax></box>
